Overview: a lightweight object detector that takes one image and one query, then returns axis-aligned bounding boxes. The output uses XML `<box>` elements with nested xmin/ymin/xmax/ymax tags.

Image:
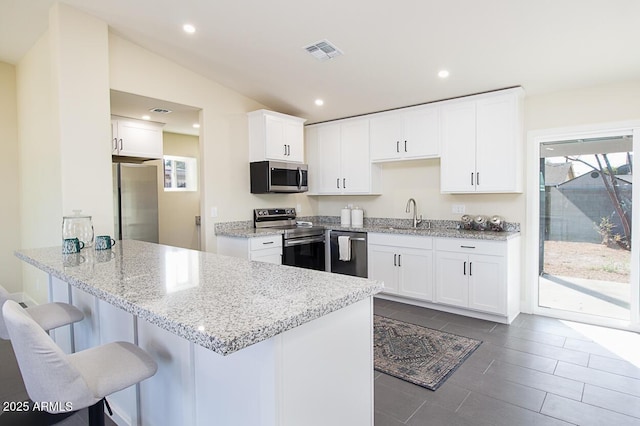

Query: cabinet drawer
<box><xmin>250</xmin><ymin>235</ymin><xmax>283</xmax><ymax>251</ymax></box>
<box><xmin>368</xmin><ymin>233</ymin><xmax>432</xmax><ymax>250</ymax></box>
<box><xmin>435</xmin><ymin>238</ymin><xmax>504</xmax><ymax>256</ymax></box>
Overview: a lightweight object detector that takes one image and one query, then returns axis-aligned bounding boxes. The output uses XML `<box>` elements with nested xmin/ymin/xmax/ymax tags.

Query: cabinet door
<box><xmin>398</xmin><ymin>249</ymin><xmax>433</xmax><ymax>301</ymax></box>
<box><xmin>434</xmin><ymin>251</ymin><xmax>468</xmax><ymax>308</ymax></box>
<box><xmin>468</xmin><ymin>254</ymin><xmax>505</xmax><ymax>314</ymax></box>
<box><xmin>110</xmin><ymin>120</ymin><xmax>118</xmax><ymax>154</ymax></box>
<box><xmin>369</xmin><ymin>113</ymin><xmax>403</xmax><ymax>161</ymax></box>
<box><xmin>283</xmin><ymin>120</ymin><xmax>304</xmax><ymax>163</ymax></box>
<box><xmin>341</xmin><ymin>119</ymin><xmax>371</xmax><ymax>193</ymax></box>
<box><xmin>264</xmin><ymin>115</ymin><xmax>287</xmax><ymax>161</ymax></box>
<box><xmin>440</xmin><ymin>102</ymin><xmax>477</xmax><ymax>193</ymax></box>
<box><xmin>403</xmin><ymin>107</ymin><xmax>440</xmax><ymax>159</ymax></box>
<box><xmin>368</xmin><ymin>245</ymin><xmax>399</xmax><ymax>294</ymax></box>
<box><xmin>116</xmin><ymin>120</ymin><xmax>163</xmax><ymax>158</ymax></box>
<box><xmin>316</xmin><ymin>124</ymin><xmax>343</xmax><ymax>193</ymax></box>
<box><xmin>475</xmin><ymin>94</ymin><xmax>519</xmax><ymax>192</ymax></box>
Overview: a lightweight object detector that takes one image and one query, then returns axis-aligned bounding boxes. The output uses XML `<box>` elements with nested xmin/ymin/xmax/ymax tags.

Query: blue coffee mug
<box><xmin>95</xmin><ymin>235</ymin><xmax>116</xmax><ymax>250</ymax></box>
<box><xmin>62</xmin><ymin>238</ymin><xmax>84</xmax><ymax>254</ymax></box>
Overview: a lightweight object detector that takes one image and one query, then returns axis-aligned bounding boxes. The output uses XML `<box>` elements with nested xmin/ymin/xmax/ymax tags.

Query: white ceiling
<box><xmin>2</xmin><ymin>0</ymin><xmax>640</xmax><ymax>124</ymax></box>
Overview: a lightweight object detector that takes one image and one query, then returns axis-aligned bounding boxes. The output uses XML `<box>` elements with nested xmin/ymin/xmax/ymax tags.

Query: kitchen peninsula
<box><xmin>15</xmin><ymin>240</ymin><xmax>382</xmax><ymax>426</ymax></box>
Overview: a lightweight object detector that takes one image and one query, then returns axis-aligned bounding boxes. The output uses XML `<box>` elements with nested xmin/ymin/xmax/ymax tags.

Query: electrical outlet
<box><xmin>452</xmin><ymin>204</ymin><xmax>466</xmax><ymax>214</ymax></box>
<box><xmin>296</xmin><ymin>204</ymin><xmax>302</xmax><ymax>214</ymax></box>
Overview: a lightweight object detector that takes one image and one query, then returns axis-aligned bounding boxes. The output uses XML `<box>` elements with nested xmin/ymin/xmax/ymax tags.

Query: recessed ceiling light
<box><xmin>193</xmin><ymin>123</ymin><xmax>200</xmax><ymax>129</ymax></box>
<box><xmin>438</xmin><ymin>70</ymin><xmax>450</xmax><ymax>78</ymax></box>
<box><xmin>315</xmin><ymin>99</ymin><xmax>324</xmax><ymax>106</ymax></box>
<box><xmin>141</xmin><ymin>115</ymin><xmax>151</xmax><ymax>120</ymax></box>
<box><xmin>183</xmin><ymin>24</ymin><xmax>196</xmax><ymax>34</ymax></box>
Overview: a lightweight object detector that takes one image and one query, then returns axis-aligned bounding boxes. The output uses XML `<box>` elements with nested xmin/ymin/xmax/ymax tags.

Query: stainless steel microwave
<box><xmin>250</xmin><ymin>161</ymin><xmax>308</xmax><ymax>193</ymax></box>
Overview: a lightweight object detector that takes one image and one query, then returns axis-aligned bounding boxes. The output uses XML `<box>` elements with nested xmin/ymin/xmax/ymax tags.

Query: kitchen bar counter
<box><xmin>16</xmin><ymin>240</ymin><xmax>381</xmax><ymax>425</ymax></box>
<box><xmin>16</xmin><ymin>240</ymin><xmax>382</xmax><ymax>355</ymax></box>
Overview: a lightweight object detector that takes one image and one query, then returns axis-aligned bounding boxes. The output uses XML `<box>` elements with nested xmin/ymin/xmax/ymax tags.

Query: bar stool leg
<box><xmin>87</xmin><ymin>399</ymin><xmax>105</xmax><ymax>426</ymax></box>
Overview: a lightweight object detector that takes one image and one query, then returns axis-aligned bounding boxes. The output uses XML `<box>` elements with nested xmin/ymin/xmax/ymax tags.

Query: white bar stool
<box><xmin>3</xmin><ymin>300</ymin><xmax>158</xmax><ymax>426</ymax></box>
<box><xmin>0</xmin><ymin>284</ymin><xmax>84</xmax><ymax>340</ymax></box>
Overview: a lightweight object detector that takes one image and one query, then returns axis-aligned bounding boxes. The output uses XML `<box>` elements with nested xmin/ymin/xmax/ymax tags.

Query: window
<box><xmin>163</xmin><ymin>155</ymin><xmax>197</xmax><ymax>191</ymax></box>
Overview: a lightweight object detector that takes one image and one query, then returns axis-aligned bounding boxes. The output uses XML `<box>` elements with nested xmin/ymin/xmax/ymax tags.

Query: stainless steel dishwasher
<box><xmin>329</xmin><ymin>231</ymin><xmax>367</xmax><ymax>278</ymax></box>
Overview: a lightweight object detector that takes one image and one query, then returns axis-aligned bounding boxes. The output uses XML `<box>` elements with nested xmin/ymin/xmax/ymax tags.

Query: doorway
<box><xmin>528</xmin><ymin>123</ymin><xmax>640</xmax><ymax>330</ymax></box>
<box><xmin>110</xmin><ymin>90</ymin><xmax>203</xmax><ymax>250</ymax></box>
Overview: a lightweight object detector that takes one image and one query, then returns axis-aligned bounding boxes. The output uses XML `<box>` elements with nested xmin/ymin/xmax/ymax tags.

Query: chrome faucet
<box><xmin>405</xmin><ymin>198</ymin><xmax>423</xmax><ymax>228</ymax></box>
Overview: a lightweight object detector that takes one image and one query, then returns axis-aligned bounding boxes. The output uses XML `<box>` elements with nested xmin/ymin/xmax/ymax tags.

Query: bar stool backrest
<box><xmin>2</xmin><ymin>300</ymin><xmax>97</xmax><ymax>410</ymax></box>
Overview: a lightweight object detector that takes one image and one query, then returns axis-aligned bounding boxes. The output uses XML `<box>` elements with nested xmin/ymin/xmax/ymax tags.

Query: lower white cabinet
<box><xmin>434</xmin><ymin>237</ymin><xmax>519</xmax><ymax>316</ymax></box>
<box><xmin>217</xmin><ymin>234</ymin><xmax>282</xmax><ymax>265</ymax></box>
<box><xmin>368</xmin><ymin>233</ymin><xmax>433</xmax><ymax>301</ymax></box>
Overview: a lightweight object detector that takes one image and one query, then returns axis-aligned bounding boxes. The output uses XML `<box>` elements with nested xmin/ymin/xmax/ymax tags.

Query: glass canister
<box><xmin>62</xmin><ymin>210</ymin><xmax>95</xmax><ymax>248</ymax></box>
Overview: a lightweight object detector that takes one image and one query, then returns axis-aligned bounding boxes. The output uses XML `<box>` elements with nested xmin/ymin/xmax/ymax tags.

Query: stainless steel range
<box><xmin>254</xmin><ymin>208</ymin><xmax>326</xmax><ymax>271</ymax></box>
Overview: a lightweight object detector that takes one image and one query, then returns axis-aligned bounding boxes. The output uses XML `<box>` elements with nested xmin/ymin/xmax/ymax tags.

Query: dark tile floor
<box><xmin>374</xmin><ymin>298</ymin><xmax>640</xmax><ymax>426</ymax></box>
<box><xmin>0</xmin><ymin>338</ymin><xmax>116</xmax><ymax>426</ymax></box>
<box><xmin>2</xmin><ymin>299</ymin><xmax>640</xmax><ymax>425</ymax></box>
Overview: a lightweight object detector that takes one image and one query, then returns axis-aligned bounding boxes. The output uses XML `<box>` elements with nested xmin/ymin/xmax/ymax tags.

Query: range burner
<box><xmin>253</xmin><ymin>208</ymin><xmax>324</xmax><ymax>239</ymax></box>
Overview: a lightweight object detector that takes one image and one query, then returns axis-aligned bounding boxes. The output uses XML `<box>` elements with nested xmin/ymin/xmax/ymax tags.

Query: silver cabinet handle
<box><xmin>336</xmin><ymin>178</ymin><xmax>340</xmax><ymax>189</ymax></box>
<box><xmin>471</xmin><ymin>172</ymin><xmax>474</xmax><ymax>186</ymax></box>
<box><xmin>469</xmin><ymin>262</ymin><xmax>472</xmax><ymax>276</ymax></box>
<box><xmin>113</xmin><ymin>138</ymin><xmax>117</xmax><ymax>151</ymax></box>
<box><xmin>262</xmin><ymin>241</ymin><xmax>274</xmax><ymax>245</ymax></box>
<box><xmin>464</xmin><ymin>261</ymin><xmax>466</xmax><ymax>275</ymax></box>
<box><xmin>476</xmin><ymin>172</ymin><xmax>479</xmax><ymax>186</ymax></box>
<box><xmin>284</xmin><ymin>144</ymin><xmax>287</xmax><ymax>156</ymax></box>
<box><xmin>460</xmin><ymin>245</ymin><xmax>476</xmax><ymax>249</ymax></box>
<box><xmin>119</xmin><ymin>138</ymin><xmax>123</xmax><ymax>150</ymax></box>
<box><xmin>343</xmin><ymin>178</ymin><xmax>346</xmax><ymax>188</ymax></box>
<box><xmin>398</xmin><ymin>254</ymin><xmax>401</xmax><ymax>267</ymax></box>
<box><xmin>394</xmin><ymin>254</ymin><xmax>397</xmax><ymax>266</ymax></box>
<box><xmin>404</xmin><ymin>140</ymin><xmax>407</xmax><ymax>152</ymax></box>
<box><xmin>396</xmin><ymin>141</ymin><xmax>399</xmax><ymax>153</ymax></box>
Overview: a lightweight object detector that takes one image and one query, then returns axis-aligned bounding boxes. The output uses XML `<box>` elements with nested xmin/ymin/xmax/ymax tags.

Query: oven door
<box><xmin>282</xmin><ymin>235</ymin><xmax>325</xmax><ymax>271</ymax></box>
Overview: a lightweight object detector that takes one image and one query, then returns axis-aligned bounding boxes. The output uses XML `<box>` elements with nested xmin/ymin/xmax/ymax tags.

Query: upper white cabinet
<box><xmin>440</xmin><ymin>88</ymin><xmax>524</xmax><ymax>193</ymax></box>
<box><xmin>111</xmin><ymin>117</ymin><xmax>163</xmax><ymax>159</ymax></box>
<box><xmin>248</xmin><ymin>109</ymin><xmax>306</xmax><ymax>163</ymax></box>
<box><xmin>370</xmin><ymin>105</ymin><xmax>440</xmax><ymax>162</ymax></box>
<box><xmin>306</xmin><ymin>118</ymin><xmax>381</xmax><ymax>195</ymax></box>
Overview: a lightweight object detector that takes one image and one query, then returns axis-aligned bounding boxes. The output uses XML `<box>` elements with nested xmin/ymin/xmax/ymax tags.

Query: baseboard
<box><xmin>375</xmin><ymin>294</ymin><xmax>517</xmax><ymax>324</ymax></box>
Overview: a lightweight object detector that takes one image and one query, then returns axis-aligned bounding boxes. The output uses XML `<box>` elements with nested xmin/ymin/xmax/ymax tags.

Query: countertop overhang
<box><xmin>15</xmin><ymin>240</ymin><xmax>383</xmax><ymax>356</ymax></box>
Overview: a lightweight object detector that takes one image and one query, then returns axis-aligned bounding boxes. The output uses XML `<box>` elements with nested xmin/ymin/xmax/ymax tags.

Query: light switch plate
<box><xmin>452</xmin><ymin>204</ymin><xmax>466</xmax><ymax>214</ymax></box>
<box><xmin>210</xmin><ymin>207</ymin><xmax>218</xmax><ymax>218</ymax></box>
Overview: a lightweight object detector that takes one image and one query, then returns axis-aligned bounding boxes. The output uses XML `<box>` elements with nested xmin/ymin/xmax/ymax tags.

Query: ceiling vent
<box><xmin>303</xmin><ymin>39</ymin><xmax>343</xmax><ymax>61</ymax></box>
<box><xmin>149</xmin><ymin>107</ymin><xmax>172</xmax><ymax>114</ymax></box>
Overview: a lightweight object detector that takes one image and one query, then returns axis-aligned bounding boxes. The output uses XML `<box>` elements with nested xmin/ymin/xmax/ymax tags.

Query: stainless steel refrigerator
<box><xmin>113</xmin><ymin>163</ymin><xmax>159</xmax><ymax>243</ymax></box>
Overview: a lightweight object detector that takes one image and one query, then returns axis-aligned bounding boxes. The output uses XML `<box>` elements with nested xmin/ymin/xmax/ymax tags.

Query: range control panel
<box><xmin>254</xmin><ymin>208</ymin><xmax>297</xmax><ymax>227</ymax></box>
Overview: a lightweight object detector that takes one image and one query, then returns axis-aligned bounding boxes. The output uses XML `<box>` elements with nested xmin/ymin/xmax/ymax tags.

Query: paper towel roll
<box><xmin>341</xmin><ymin>208</ymin><xmax>351</xmax><ymax>227</ymax></box>
<box><xmin>351</xmin><ymin>207</ymin><xmax>363</xmax><ymax>228</ymax></box>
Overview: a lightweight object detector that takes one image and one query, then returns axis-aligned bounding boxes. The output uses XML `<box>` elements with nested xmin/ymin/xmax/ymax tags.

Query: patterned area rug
<box><xmin>374</xmin><ymin>315</ymin><xmax>482</xmax><ymax>391</ymax></box>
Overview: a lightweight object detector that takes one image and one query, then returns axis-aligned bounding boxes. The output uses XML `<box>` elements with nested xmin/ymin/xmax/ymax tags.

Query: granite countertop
<box><xmin>15</xmin><ymin>240</ymin><xmax>383</xmax><ymax>356</ymax></box>
<box><xmin>216</xmin><ymin>218</ymin><xmax>520</xmax><ymax>241</ymax></box>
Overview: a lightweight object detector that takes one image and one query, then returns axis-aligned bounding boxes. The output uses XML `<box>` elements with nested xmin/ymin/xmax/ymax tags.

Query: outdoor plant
<box><xmin>594</xmin><ymin>216</ymin><xmax>627</xmax><ymax>250</ymax></box>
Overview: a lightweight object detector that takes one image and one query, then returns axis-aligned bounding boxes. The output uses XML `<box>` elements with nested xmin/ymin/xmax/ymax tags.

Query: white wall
<box><xmin>153</xmin><ymin>132</ymin><xmax>201</xmax><ymax>250</ymax></box>
<box><xmin>16</xmin><ymin>4</ymin><xmax>112</xmax><ymax>303</ymax></box>
<box><xmin>0</xmin><ymin>62</ymin><xmax>22</xmax><ymax>293</ymax></box>
<box><xmin>107</xmin><ymin>35</ymin><xmax>316</xmax><ymax>253</ymax></box>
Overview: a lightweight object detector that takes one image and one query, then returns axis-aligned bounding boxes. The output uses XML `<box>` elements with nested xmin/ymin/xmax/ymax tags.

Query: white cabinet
<box><xmin>440</xmin><ymin>88</ymin><xmax>523</xmax><ymax>193</ymax></box>
<box><xmin>111</xmin><ymin>117</ymin><xmax>164</xmax><ymax>159</ymax></box>
<box><xmin>248</xmin><ymin>109</ymin><xmax>306</xmax><ymax>163</ymax></box>
<box><xmin>217</xmin><ymin>234</ymin><xmax>282</xmax><ymax>265</ymax></box>
<box><xmin>434</xmin><ymin>237</ymin><xmax>519</xmax><ymax>316</ymax></box>
<box><xmin>306</xmin><ymin>118</ymin><xmax>381</xmax><ymax>195</ymax></box>
<box><xmin>368</xmin><ymin>233</ymin><xmax>433</xmax><ymax>301</ymax></box>
<box><xmin>370</xmin><ymin>105</ymin><xmax>440</xmax><ymax>162</ymax></box>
